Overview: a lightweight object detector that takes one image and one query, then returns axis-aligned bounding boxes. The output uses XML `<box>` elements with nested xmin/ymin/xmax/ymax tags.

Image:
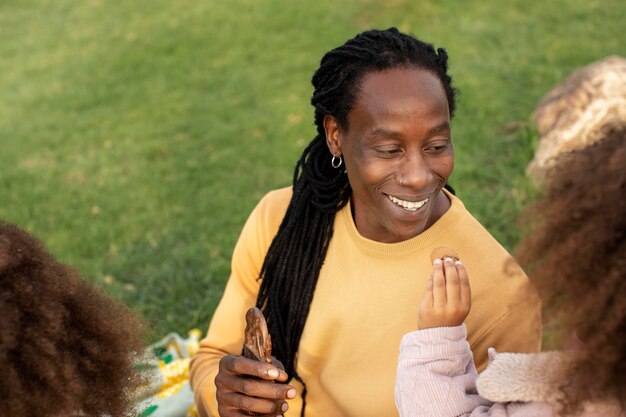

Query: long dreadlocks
<box><xmin>255</xmin><ymin>27</ymin><xmax>457</xmax><ymax>415</ymax></box>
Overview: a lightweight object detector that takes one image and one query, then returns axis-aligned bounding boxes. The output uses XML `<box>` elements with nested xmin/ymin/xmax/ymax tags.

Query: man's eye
<box><xmin>377</xmin><ymin>148</ymin><xmax>400</xmax><ymax>156</ymax></box>
<box><xmin>426</xmin><ymin>142</ymin><xmax>449</xmax><ymax>153</ymax></box>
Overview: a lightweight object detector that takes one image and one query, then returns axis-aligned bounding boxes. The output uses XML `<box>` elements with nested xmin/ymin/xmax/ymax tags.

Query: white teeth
<box><xmin>388</xmin><ymin>195</ymin><xmax>428</xmax><ymax>212</ymax></box>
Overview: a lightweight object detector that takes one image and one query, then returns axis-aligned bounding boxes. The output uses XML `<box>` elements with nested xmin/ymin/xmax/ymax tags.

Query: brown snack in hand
<box><xmin>430</xmin><ymin>247</ymin><xmax>460</xmax><ymax>262</ymax></box>
<box><xmin>242</xmin><ymin>307</ymin><xmax>272</xmax><ymax>363</ymax></box>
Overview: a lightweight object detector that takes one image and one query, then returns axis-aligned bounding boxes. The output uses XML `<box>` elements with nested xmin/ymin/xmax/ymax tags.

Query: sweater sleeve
<box><xmin>189</xmin><ymin>191</ymin><xmax>287</xmax><ymax>417</ymax></box>
<box><xmin>394</xmin><ymin>325</ymin><xmax>551</xmax><ymax>417</ymax></box>
<box><xmin>471</xmin><ymin>295</ymin><xmax>542</xmax><ymax>372</ymax></box>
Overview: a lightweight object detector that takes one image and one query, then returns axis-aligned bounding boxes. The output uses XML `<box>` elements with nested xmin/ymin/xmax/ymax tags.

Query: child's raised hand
<box><xmin>418</xmin><ymin>257</ymin><xmax>471</xmax><ymax>330</ymax></box>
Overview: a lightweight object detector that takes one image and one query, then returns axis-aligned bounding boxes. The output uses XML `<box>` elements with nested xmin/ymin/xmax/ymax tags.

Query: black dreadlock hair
<box><xmin>255</xmin><ymin>27</ymin><xmax>457</xmax><ymax>415</ymax></box>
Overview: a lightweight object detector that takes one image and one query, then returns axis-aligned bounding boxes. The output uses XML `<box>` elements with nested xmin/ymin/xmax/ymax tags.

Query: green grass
<box><xmin>1</xmin><ymin>0</ymin><xmax>624</xmax><ymax>340</ymax></box>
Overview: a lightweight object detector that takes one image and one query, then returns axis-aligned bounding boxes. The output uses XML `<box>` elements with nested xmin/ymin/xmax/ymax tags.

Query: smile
<box><xmin>387</xmin><ymin>195</ymin><xmax>429</xmax><ymax>212</ymax></box>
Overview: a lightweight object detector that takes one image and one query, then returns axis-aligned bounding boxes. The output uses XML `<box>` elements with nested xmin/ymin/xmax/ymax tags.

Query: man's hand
<box><xmin>213</xmin><ymin>354</ymin><xmax>296</xmax><ymax>416</ymax></box>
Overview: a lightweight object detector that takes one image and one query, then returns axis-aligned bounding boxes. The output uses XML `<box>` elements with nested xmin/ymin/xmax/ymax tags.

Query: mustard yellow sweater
<box><xmin>190</xmin><ymin>187</ymin><xmax>541</xmax><ymax>417</ymax></box>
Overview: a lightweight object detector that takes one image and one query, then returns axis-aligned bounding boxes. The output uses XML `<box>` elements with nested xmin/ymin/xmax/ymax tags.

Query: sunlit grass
<box><xmin>1</xmin><ymin>0</ymin><xmax>624</xmax><ymax>339</ymax></box>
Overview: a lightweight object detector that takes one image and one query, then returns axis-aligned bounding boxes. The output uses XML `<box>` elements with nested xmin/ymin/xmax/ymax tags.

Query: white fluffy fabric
<box><xmin>476</xmin><ymin>348</ymin><xmax>575</xmax><ymax>403</ymax></box>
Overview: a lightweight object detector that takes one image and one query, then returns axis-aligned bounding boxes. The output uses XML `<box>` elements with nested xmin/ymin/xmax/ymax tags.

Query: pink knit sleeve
<box><xmin>394</xmin><ymin>325</ymin><xmax>550</xmax><ymax>417</ymax></box>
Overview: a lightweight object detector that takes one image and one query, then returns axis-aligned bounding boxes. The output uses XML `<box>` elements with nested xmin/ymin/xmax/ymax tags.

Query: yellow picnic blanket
<box><xmin>134</xmin><ymin>329</ymin><xmax>202</xmax><ymax>417</ymax></box>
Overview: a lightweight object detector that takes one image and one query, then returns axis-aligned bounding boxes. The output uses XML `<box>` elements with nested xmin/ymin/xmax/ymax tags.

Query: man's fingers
<box><xmin>270</xmin><ymin>357</ymin><xmax>289</xmax><ymax>382</ymax></box>
<box><xmin>220</xmin><ymin>355</ymin><xmax>285</xmax><ymax>381</ymax></box>
<box><xmin>218</xmin><ymin>372</ymin><xmax>295</xmax><ymax>399</ymax></box>
<box><xmin>220</xmin><ymin>391</ymin><xmax>288</xmax><ymax>416</ymax></box>
<box><xmin>216</xmin><ymin>355</ymin><xmax>296</xmax><ymax>417</ymax></box>
<box><xmin>217</xmin><ymin>354</ymin><xmax>296</xmax><ymax>394</ymax></box>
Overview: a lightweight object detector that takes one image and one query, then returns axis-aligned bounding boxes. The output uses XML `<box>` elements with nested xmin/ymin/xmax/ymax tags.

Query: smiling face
<box><xmin>324</xmin><ymin>67</ymin><xmax>454</xmax><ymax>243</ymax></box>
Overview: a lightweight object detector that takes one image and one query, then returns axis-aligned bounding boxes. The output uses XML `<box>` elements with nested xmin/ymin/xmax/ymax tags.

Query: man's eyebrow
<box><xmin>369</xmin><ymin>127</ymin><xmax>398</xmax><ymax>137</ymax></box>
<box><xmin>369</xmin><ymin>122</ymin><xmax>451</xmax><ymax>138</ymax></box>
<box><xmin>426</xmin><ymin>122</ymin><xmax>451</xmax><ymax>136</ymax></box>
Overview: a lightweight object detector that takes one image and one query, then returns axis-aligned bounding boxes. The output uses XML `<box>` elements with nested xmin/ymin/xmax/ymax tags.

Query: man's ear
<box><xmin>323</xmin><ymin>115</ymin><xmax>342</xmax><ymax>157</ymax></box>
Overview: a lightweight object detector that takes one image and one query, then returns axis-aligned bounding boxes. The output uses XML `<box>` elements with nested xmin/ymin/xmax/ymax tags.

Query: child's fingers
<box><xmin>420</xmin><ymin>273</ymin><xmax>434</xmax><ymax>306</ymax></box>
<box><xmin>456</xmin><ymin>260</ymin><xmax>471</xmax><ymax>309</ymax></box>
<box><xmin>432</xmin><ymin>258</ymin><xmax>446</xmax><ymax>307</ymax></box>
<box><xmin>418</xmin><ymin>274</ymin><xmax>434</xmax><ymax>329</ymax></box>
<box><xmin>443</xmin><ymin>257</ymin><xmax>461</xmax><ymax>304</ymax></box>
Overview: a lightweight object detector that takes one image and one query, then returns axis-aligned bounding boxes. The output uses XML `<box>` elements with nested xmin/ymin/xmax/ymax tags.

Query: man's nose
<box><xmin>399</xmin><ymin>152</ymin><xmax>433</xmax><ymax>189</ymax></box>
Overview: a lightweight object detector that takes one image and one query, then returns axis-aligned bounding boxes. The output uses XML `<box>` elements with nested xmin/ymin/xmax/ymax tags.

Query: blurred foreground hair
<box><xmin>515</xmin><ymin>125</ymin><xmax>626</xmax><ymax>414</ymax></box>
<box><xmin>0</xmin><ymin>221</ymin><xmax>145</xmax><ymax>417</ymax></box>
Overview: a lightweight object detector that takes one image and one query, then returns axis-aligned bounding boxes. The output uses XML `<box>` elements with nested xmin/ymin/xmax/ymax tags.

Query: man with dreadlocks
<box><xmin>190</xmin><ymin>28</ymin><xmax>541</xmax><ymax>417</ymax></box>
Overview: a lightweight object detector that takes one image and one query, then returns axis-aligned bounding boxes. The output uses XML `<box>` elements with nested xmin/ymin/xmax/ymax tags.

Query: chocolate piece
<box><xmin>242</xmin><ymin>307</ymin><xmax>272</xmax><ymax>363</ymax></box>
<box><xmin>429</xmin><ymin>247</ymin><xmax>460</xmax><ymax>262</ymax></box>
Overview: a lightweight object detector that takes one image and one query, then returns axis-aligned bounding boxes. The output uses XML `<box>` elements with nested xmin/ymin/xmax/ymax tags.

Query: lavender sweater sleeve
<box><xmin>394</xmin><ymin>325</ymin><xmax>548</xmax><ymax>417</ymax></box>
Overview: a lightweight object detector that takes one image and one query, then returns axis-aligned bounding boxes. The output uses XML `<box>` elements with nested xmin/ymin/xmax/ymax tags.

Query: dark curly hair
<box><xmin>515</xmin><ymin>125</ymin><xmax>626</xmax><ymax>414</ymax></box>
<box><xmin>0</xmin><ymin>221</ymin><xmax>146</xmax><ymax>417</ymax></box>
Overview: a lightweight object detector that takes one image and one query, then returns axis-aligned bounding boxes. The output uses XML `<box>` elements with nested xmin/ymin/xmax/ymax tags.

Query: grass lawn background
<box><xmin>1</xmin><ymin>0</ymin><xmax>624</xmax><ymax>340</ymax></box>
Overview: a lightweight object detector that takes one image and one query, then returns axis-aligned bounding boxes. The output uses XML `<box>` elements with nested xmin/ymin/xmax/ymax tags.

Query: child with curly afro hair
<box><xmin>395</xmin><ymin>125</ymin><xmax>626</xmax><ymax>416</ymax></box>
<box><xmin>0</xmin><ymin>221</ymin><xmax>146</xmax><ymax>417</ymax></box>
<box><xmin>514</xmin><ymin>124</ymin><xmax>626</xmax><ymax>415</ymax></box>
